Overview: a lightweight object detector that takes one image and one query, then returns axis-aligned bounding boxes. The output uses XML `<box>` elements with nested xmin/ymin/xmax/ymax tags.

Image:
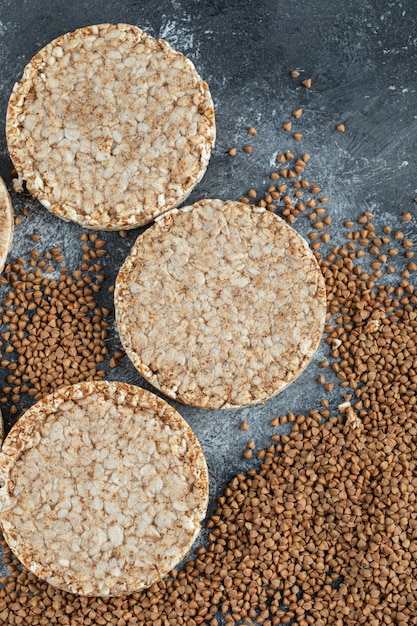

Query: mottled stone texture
<box><xmin>0</xmin><ymin>0</ymin><xmax>416</xmax><ymax>581</ymax></box>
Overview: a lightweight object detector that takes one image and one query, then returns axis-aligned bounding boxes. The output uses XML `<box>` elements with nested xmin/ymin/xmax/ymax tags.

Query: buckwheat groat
<box><xmin>115</xmin><ymin>199</ymin><xmax>327</xmax><ymax>409</ymax></box>
<box><xmin>0</xmin><ymin>177</ymin><xmax>13</xmax><ymax>273</ymax></box>
<box><xmin>0</xmin><ymin>381</ymin><xmax>208</xmax><ymax>596</ymax></box>
<box><xmin>6</xmin><ymin>23</ymin><xmax>215</xmax><ymax>230</ymax></box>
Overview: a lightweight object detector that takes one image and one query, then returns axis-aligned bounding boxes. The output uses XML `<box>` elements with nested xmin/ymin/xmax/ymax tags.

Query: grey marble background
<box><xmin>0</xmin><ymin>0</ymin><xmax>416</xmax><ymax>575</ymax></box>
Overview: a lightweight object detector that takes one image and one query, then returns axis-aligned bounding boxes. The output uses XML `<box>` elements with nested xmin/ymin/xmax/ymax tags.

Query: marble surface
<box><xmin>0</xmin><ymin>0</ymin><xmax>416</xmax><ymax>578</ymax></box>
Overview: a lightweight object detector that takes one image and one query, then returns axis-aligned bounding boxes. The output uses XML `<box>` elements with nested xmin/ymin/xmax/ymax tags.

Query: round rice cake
<box><xmin>0</xmin><ymin>381</ymin><xmax>208</xmax><ymax>596</ymax></box>
<box><xmin>115</xmin><ymin>199</ymin><xmax>327</xmax><ymax>409</ymax></box>
<box><xmin>0</xmin><ymin>177</ymin><xmax>13</xmax><ymax>273</ymax></box>
<box><xmin>6</xmin><ymin>23</ymin><xmax>215</xmax><ymax>230</ymax></box>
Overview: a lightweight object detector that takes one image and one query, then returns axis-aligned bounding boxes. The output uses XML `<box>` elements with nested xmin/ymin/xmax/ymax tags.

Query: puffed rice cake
<box><xmin>0</xmin><ymin>177</ymin><xmax>13</xmax><ymax>273</ymax></box>
<box><xmin>0</xmin><ymin>381</ymin><xmax>209</xmax><ymax>596</ymax></box>
<box><xmin>115</xmin><ymin>199</ymin><xmax>327</xmax><ymax>409</ymax></box>
<box><xmin>6</xmin><ymin>23</ymin><xmax>215</xmax><ymax>230</ymax></box>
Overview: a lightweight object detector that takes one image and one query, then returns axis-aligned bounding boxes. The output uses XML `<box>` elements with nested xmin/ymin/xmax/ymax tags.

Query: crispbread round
<box><xmin>0</xmin><ymin>177</ymin><xmax>13</xmax><ymax>273</ymax></box>
<box><xmin>0</xmin><ymin>381</ymin><xmax>208</xmax><ymax>596</ymax></box>
<box><xmin>6</xmin><ymin>23</ymin><xmax>215</xmax><ymax>230</ymax></box>
<box><xmin>115</xmin><ymin>199</ymin><xmax>327</xmax><ymax>409</ymax></box>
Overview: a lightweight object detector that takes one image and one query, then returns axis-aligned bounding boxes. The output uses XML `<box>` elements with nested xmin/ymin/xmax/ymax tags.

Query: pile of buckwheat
<box><xmin>0</xmin><ymin>226</ymin><xmax>117</xmax><ymax>423</ymax></box>
<box><xmin>0</xmin><ymin>67</ymin><xmax>416</xmax><ymax>626</ymax></box>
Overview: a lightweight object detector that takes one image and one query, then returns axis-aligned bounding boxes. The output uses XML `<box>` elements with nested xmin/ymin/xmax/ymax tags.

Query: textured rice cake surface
<box><xmin>0</xmin><ymin>381</ymin><xmax>208</xmax><ymax>596</ymax></box>
<box><xmin>115</xmin><ymin>199</ymin><xmax>327</xmax><ymax>409</ymax></box>
<box><xmin>0</xmin><ymin>177</ymin><xmax>13</xmax><ymax>273</ymax></box>
<box><xmin>6</xmin><ymin>23</ymin><xmax>215</xmax><ymax>230</ymax></box>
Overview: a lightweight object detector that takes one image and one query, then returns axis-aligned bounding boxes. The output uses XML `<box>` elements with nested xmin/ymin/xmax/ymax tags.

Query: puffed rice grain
<box><xmin>115</xmin><ymin>199</ymin><xmax>327</xmax><ymax>409</ymax></box>
<box><xmin>0</xmin><ymin>177</ymin><xmax>13</xmax><ymax>274</ymax></box>
<box><xmin>6</xmin><ymin>23</ymin><xmax>215</xmax><ymax>230</ymax></box>
<box><xmin>0</xmin><ymin>380</ymin><xmax>209</xmax><ymax>596</ymax></box>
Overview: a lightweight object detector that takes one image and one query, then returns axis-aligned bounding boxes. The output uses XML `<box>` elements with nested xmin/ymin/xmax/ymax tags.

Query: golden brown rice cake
<box><xmin>6</xmin><ymin>23</ymin><xmax>215</xmax><ymax>230</ymax></box>
<box><xmin>0</xmin><ymin>381</ymin><xmax>208</xmax><ymax>596</ymax></box>
<box><xmin>0</xmin><ymin>177</ymin><xmax>13</xmax><ymax>273</ymax></box>
<box><xmin>115</xmin><ymin>199</ymin><xmax>327</xmax><ymax>409</ymax></box>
